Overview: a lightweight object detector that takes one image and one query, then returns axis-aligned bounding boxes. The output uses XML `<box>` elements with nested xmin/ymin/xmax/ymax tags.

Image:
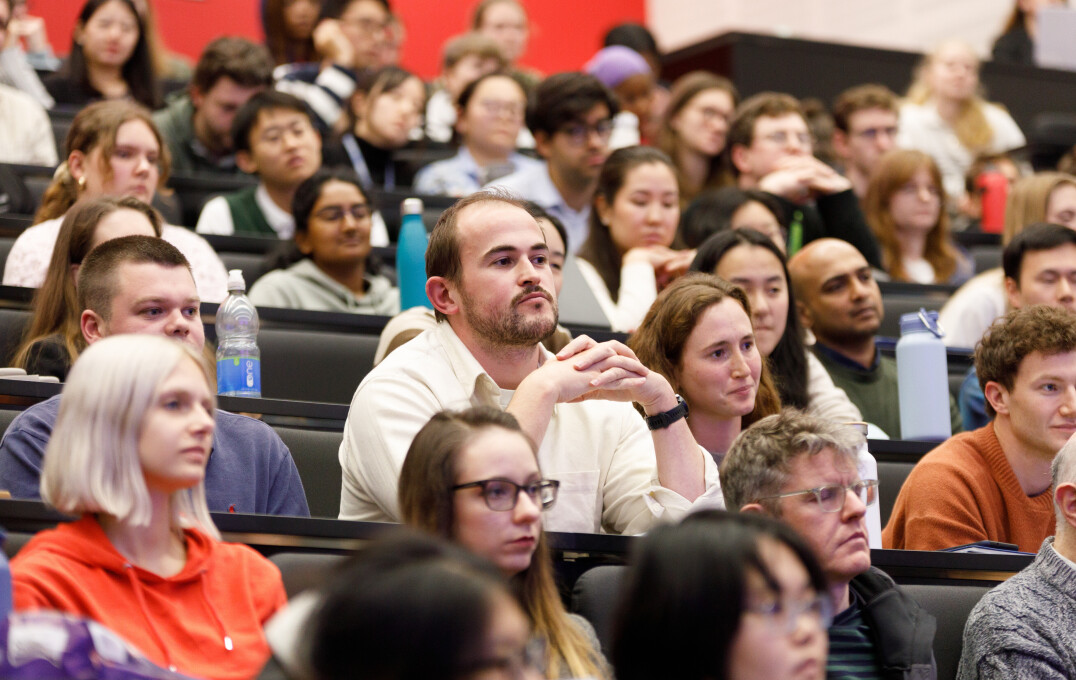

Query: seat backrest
<box><xmin>257</xmin><ymin>328</ymin><xmax>379</xmax><ymax>403</ymax></box>
<box><xmin>569</xmin><ymin>564</ymin><xmax>627</xmax><ymax>657</ymax></box>
<box><xmin>272</xmin><ymin>426</ymin><xmax>343</xmax><ymax>518</ymax></box>
<box><xmin>0</xmin><ymin>237</ymin><xmax>13</xmax><ymax>276</ymax></box>
<box><xmin>0</xmin><ymin>308</ymin><xmax>31</xmax><ymax>366</ymax></box>
<box><xmin>902</xmin><ymin>583</ymin><xmax>992</xmax><ymax>680</ymax></box>
<box><xmin>269</xmin><ymin>552</ymin><xmax>346</xmax><ymax>599</ymax></box>
<box><xmin>877</xmin><ymin>460</ymin><xmax>916</xmax><ymax>527</ymax></box>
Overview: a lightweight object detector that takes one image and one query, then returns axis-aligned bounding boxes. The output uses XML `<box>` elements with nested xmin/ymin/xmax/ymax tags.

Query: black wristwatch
<box><xmin>645</xmin><ymin>394</ymin><xmax>689</xmax><ymax>431</ymax></box>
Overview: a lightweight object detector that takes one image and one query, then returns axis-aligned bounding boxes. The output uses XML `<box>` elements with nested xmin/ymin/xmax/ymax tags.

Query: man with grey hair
<box><xmin>956</xmin><ymin>433</ymin><xmax>1076</xmax><ymax>678</ymax></box>
<box><xmin>722</xmin><ymin>409</ymin><xmax>936</xmax><ymax>679</ymax></box>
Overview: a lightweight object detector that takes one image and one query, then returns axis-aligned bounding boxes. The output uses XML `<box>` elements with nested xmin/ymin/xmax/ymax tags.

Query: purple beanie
<box><xmin>585</xmin><ymin>45</ymin><xmax>652</xmax><ymax>88</ymax></box>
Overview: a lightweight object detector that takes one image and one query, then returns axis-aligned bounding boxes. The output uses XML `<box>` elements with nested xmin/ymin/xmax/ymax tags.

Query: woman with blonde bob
<box><xmin>630</xmin><ymin>273</ymin><xmax>781</xmax><ymax>462</ymax></box>
<box><xmin>940</xmin><ymin>171</ymin><xmax>1076</xmax><ymax>347</ymax></box>
<box><xmin>864</xmin><ymin>149</ymin><xmax>972</xmax><ymax>285</ymax></box>
<box><xmin>398</xmin><ymin>407</ymin><xmax>610</xmax><ymax>680</ymax></box>
<box><xmin>12</xmin><ymin>196</ymin><xmax>161</xmax><ymax>380</ymax></box>
<box><xmin>10</xmin><ymin>335</ymin><xmax>287</xmax><ymax>680</ymax></box>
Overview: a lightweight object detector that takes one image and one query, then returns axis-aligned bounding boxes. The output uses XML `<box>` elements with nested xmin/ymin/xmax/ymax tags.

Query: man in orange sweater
<box><xmin>883</xmin><ymin>305</ymin><xmax>1076</xmax><ymax>551</ymax></box>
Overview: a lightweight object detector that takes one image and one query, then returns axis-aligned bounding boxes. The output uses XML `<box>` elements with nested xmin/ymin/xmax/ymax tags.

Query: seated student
<box><xmin>261</xmin><ymin>0</ymin><xmax>322</xmax><ymax>67</ymax></box>
<box><xmin>864</xmin><ymin>149</ymin><xmax>973</xmax><ymax>285</ymax></box>
<box><xmin>414</xmin><ymin>72</ymin><xmax>542</xmax><ymax>197</ymax></box>
<box><xmin>424</xmin><ymin>32</ymin><xmax>506</xmax><ymax>144</ymax></box>
<box><xmin>789</xmin><ymin>238</ymin><xmax>963</xmax><ymax>438</ymax></box>
<box><xmin>0</xmin><ymin>235</ymin><xmax>309</xmax><ymax>517</ymax></box>
<box><xmin>0</xmin><ymin>0</ymin><xmax>54</xmax><ymax>109</ymax></box>
<box><xmin>471</xmin><ymin>0</ymin><xmax>539</xmax><ymax>90</ymax></box>
<box><xmin>830</xmin><ymin>84</ymin><xmax>900</xmax><ymax>202</ymax></box>
<box><xmin>399</xmin><ymin>407</ymin><xmax>609</xmax><ymax>678</ymax></box>
<box><xmin>12</xmin><ymin>196</ymin><xmax>160</xmax><ymax>380</ymax></box>
<box><xmin>691</xmin><ymin>228</ymin><xmax>862</xmax><ymax>423</ymax></box>
<box><xmin>0</xmin><ymin>81</ymin><xmax>57</xmax><ymax>166</ymax></box>
<box><xmin>954</xmin><ymin>152</ymin><xmax>1022</xmax><ymax>233</ymax></box>
<box><xmin>339</xmin><ymin>191</ymin><xmax>719</xmax><ymax>531</ymax></box>
<box><xmin>10</xmin><ymin>334</ymin><xmax>286</xmax><ymax>680</ymax></box>
<box><xmin>940</xmin><ymin>172</ymin><xmax>1076</xmax><ymax>347</ymax></box>
<box><xmin>613</xmin><ymin>510</ymin><xmax>831</xmax><ymax>680</ymax></box>
<box><xmin>153</xmin><ymin>37</ymin><xmax>274</xmax><ymax>175</ymax></box>
<box><xmin>728</xmin><ymin>92</ymin><xmax>881</xmax><ymax>268</ymax></box>
<box><xmin>2</xmin><ymin>99</ymin><xmax>228</xmax><ymax>301</ymax></box>
<box><xmin>678</xmin><ymin>185</ymin><xmax>787</xmax><ymax>251</ymax></box>
<box><xmin>195</xmin><ymin>90</ymin><xmax>322</xmax><ymax>240</ymax></box>
<box><xmin>44</xmin><ymin>0</ymin><xmax>160</xmax><ymax>110</ymax></box>
<box><xmin>576</xmin><ymin>146</ymin><xmax>691</xmax><ymax>332</ymax></box>
<box><xmin>722</xmin><ymin>409</ymin><xmax>937</xmax><ymax>679</ymax></box>
<box><xmin>584</xmin><ymin>45</ymin><xmax>654</xmax><ymax>150</ymax></box>
<box><xmin>322</xmin><ymin>65</ymin><xmax>426</xmax><ymax>192</ymax></box>
<box><xmin>960</xmin><ymin>223</ymin><xmax>1076</xmax><ymax>430</ymax></box>
<box><xmin>630</xmin><ymin>273</ymin><xmax>781</xmax><ymax>462</ymax></box>
<box><xmin>249</xmin><ymin>168</ymin><xmax>399</xmax><ymax>314</ymax></box>
<box><xmin>884</xmin><ymin>305</ymin><xmax>1076</xmax><ymax>552</ymax></box>
<box><xmin>957</xmin><ymin>434</ymin><xmax>1076</xmax><ymax>679</ymax></box>
<box><xmin>487</xmin><ymin>72</ymin><xmax>618</xmax><ymax>252</ymax></box>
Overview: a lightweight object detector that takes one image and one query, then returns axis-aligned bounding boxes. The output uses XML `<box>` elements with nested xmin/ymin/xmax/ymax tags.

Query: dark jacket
<box><xmin>852</xmin><ymin>567</ymin><xmax>938</xmax><ymax>680</ymax></box>
<box><xmin>771</xmin><ymin>188</ymin><xmax>882</xmax><ymax>268</ymax></box>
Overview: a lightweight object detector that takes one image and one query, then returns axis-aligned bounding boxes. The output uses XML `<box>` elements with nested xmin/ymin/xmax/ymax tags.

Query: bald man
<box><xmin>789</xmin><ymin>238</ymin><xmax>961</xmax><ymax>438</ymax></box>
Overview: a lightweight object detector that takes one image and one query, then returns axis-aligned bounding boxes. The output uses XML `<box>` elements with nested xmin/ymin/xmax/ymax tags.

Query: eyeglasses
<box><xmin>853</xmin><ymin>126</ymin><xmax>898</xmax><ymax>141</ymax></box>
<box><xmin>746</xmin><ymin>594</ymin><xmax>834</xmax><ymax>634</ymax></box>
<box><xmin>759</xmin><ymin>130</ymin><xmax>813</xmax><ymax>147</ymax></box>
<box><xmin>341</xmin><ymin>16</ymin><xmax>390</xmax><ymax>34</ymax></box>
<box><xmin>477</xmin><ymin>99</ymin><xmax>526</xmax><ymax>119</ymax></box>
<box><xmin>692</xmin><ymin>105</ymin><xmax>732</xmax><ymax>125</ymax></box>
<box><xmin>755</xmin><ymin>479</ymin><xmax>878</xmax><ymax>513</ymax></box>
<box><xmin>452</xmin><ymin>479</ymin><xmax>560</xmax><ymax>511</ymax></box>
<box><xmin>557</xmin><ymin>119</ymin><xmax>614</xmax><ymax>146</ymax></box>
<box><xmin>314</xmin><ymin>204</ymin><xmax>372</xmax><ymax>223</ymax></box>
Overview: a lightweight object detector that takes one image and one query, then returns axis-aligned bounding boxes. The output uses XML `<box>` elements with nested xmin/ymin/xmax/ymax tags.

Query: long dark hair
<box><xmin>66</xmin><ymin>0</ymin><xmax>160</xmax><ymax>109</ymax></box>
<box><xmin>262</xmin><ymin>0</ymin><xmax>322</xmax><ymax>65</ymax></box>
<box><xmin>691</xmin><ymin>228</ymin><xmax>809</xmax><ymax>409</ymax></box>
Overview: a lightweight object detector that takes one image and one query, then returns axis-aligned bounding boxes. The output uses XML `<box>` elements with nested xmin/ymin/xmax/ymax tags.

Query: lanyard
<box><xmin>342</xmin><ymin>133</ymin><xmax>395</xmax><ymax>191</ymax></box>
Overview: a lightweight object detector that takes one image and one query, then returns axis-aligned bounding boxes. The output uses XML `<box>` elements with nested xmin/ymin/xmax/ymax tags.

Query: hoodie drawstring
<box><xmin>124</xmin><ymin>564</ymin><xmax>177</xmax><ymax>671</ymax></box>
<box><xmin>198</xmin><ymin>568</ymin><xmax>234</xmax><ymax>652</ymax></box>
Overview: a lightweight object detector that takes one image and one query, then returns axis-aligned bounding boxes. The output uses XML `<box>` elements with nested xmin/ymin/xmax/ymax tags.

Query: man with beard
<box><xmin>788</xmin><ymin>238</ymin><xmax>961</xmax><ymax>438</ymax></box>
<box><xmin>337</xmin><ymin>191</ymin><xmax>718</xmax><ymax>531</ymax></box>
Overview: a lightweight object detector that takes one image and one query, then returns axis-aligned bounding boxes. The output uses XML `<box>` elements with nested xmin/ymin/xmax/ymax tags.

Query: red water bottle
<box><xmin>977</xmin><ymin>171</ymin><xmax>1008</xmax><ymax>233</ymax></box>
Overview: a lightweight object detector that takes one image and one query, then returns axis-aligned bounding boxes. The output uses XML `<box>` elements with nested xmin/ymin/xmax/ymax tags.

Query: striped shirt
<box><xmin>827</xmin><ymin>591</ymin><xmax>883</xmax><ymax>680</ymax></box>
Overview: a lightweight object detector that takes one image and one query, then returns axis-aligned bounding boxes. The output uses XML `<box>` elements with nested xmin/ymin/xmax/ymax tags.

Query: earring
<box><xmin>77</xmin><ymin>176</ymin><xmax>86</xmax><ymax>190</ymax></box>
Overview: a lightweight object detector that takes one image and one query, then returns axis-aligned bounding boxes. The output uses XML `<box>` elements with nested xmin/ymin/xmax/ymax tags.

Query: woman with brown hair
<box><xmin>630</xmin><ymin>273</ymin><xmax>780</xmax><ymax>461</ymax></box>
<box><xmin>863</xmin><ymin>149</ymin><xmax>972</xmax><ymax>285</ymax></box>
<box><xmin>262</xmin><ymin>0</ymin><xmax>323</xmax><ymax>66</ymax></box>
<box><xmin>398</xmin><ymin>407</ymin><xmax>609</xmax><ymax>680</ymax></box>
<box><xmin>12</xmin><ymin>196</ymin><xmax>161</xmax><ymax>380</ymax></box>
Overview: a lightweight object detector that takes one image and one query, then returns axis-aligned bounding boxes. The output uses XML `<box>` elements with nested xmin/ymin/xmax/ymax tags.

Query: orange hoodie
<box><xmin>10</xmin><ymin>515</ymin><xmax>286</xmax><ymax>680</ymax></box>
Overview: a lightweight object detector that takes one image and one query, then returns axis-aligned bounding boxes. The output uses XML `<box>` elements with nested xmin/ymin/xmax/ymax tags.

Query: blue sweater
<box><xmin>0</xmin><ymin>395</ymin><xmax>310</xmax><ymax>517</ymax></box>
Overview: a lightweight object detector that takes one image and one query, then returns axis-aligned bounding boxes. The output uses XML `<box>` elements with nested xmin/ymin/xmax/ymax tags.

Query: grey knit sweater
<box><xmin>956</xmin><ymin>538</ymin><xmax>1076</xmax><ymax>679</ymax></box>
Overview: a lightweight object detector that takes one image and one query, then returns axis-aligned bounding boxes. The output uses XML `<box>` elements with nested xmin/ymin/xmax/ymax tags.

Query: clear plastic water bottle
<box><xmin>896</xmin><ymin>309</ymin><xmax>951</xmax><ymax>441</ymax></box>
<box><xmin>215</xmin><ymin>269</ymin><xmax>261</xmax><ymax>398</ymax></box>
<box><xmin>397</xmin><ymin>197</ymin><xmax>432</xmax><ymax>310</ymax></box>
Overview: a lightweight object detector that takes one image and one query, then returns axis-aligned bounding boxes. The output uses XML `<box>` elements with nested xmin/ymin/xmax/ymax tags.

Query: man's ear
<box><xmin>984</xmin><ymin>380</ymin><xmax>1010</xmax><ymax>417</ymax></box>
<box><xmin>533</xmin><ymin>130</ymin><xmax>551</xmax><ymax>161</ymax></box>
<box><xmin>796</xmin><ymin>299</ymin><xmax>814</xmax><ymax>331</ymax></box>
<box><xmin>427</xmin><ymin>276</ymin><xmax>460</xmax><ymax>317</ymax></box>
<box><xmin>1056</xmin><ymin>482</ymin><xmax>1076</xmax><ymax>531</ymax></box>
<box><xmin>739</xmin><ymin>502</ymin><xmax>770</xmax><ymax>516</ymax></box>
<box><xmin>236</xmin><ymin>149</ymin><xmax>258</xmax><ymax>175</ymax></box>
<box><xmin>81</xmin><ymin>309</ymin><xmax>106</xmax><ymax>345</ymax></box>
<box><xmin>831</xmin><ymin>129</ymin><xmax>850</xmax><ymax>161</ymax></box>
<box><xmin>730</xmin><ymin>143</ymin><xmax>751</xmax><ymax>175</ymax></box>
<box><xmin>189</xmin><ymin>85</ymin><xmax>205</xmax><ymax>110</ymax></box>
<box><xmin>1004</xmin><ymin>276</ymin><xmax>1022</xmax><ymax>310</ymax></box>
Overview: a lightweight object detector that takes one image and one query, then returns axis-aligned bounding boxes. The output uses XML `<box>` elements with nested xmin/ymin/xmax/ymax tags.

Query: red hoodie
<box><xmin>11</xmin><ymin>515</ymin><xmax>287</xmax><ymax>680</ymax></box>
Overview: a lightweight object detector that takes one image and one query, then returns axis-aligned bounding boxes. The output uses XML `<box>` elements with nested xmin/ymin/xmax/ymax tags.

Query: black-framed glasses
<box><xmin>746</xmin><ymin>593</ymin><xmax>834</xmax><ymax>634</ymax></box>
<box><xmin>755</xmin><ymin>479</ymin><xmax>878</xmax><ymax>513</ymax></box>
<box><xmin>557</xmin><ymin>119</ymin><xmax>613</xmax><ymax>146</ymax></box>
<box><xmin>314</xmin><ymin>204</ymin><xmax>372</xmax><ymax>223</ymax></box>
<box><xmin>452</xmin><ymin>479</ymin><xmax>560</xmax><ymax>511</ymax></box>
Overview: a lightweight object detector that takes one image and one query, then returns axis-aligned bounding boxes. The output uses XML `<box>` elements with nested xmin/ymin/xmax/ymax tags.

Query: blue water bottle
<box><xmin>215</xmin><ymin>269</ymin><xmax>261</xmax><ymax>397</ymax></box>
<box><xmin>896</xmin><ymin>309</ymin><xmax>951</xmax><ymax>441</ymax></box>
<box><xmin>397</xmin><ymin>197</ymin><xmax>432</xmax><ymax>310</ymax></box>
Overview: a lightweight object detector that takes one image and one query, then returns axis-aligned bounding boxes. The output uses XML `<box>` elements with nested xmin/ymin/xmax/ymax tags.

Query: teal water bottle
<box><xmin>397</xmin><ymin>197</ymin><xmax>432</xmax><ymax>309</ymax></box>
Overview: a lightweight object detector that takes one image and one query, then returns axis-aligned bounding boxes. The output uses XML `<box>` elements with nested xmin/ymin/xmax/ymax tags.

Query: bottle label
<box><xmin>217</xmin><ymin>356</ymin><xmax>261</xmax><ymax>397</ymax></box>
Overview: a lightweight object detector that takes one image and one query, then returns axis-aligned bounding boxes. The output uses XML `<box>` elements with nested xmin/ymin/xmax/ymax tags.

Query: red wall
<box><xmin>30</xmin><ymin>0</ymin><xmax>646</xmax><ymax>80</ymax></box>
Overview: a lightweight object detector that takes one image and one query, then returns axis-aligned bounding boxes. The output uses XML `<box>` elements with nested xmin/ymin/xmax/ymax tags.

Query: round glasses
<box><xmin>452</xmin><ymin>479</ymin><xmax>560</xmax><ymax>511</ymax></box>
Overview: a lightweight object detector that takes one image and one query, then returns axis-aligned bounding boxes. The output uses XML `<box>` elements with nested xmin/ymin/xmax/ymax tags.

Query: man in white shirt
<box><xmin>338</xmin><ymin>191</ymin><xmax>718</xmax><ymax>532</ymax></box>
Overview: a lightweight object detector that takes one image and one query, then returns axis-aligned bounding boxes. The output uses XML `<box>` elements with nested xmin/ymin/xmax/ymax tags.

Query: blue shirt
<box><xmin>0</xmin><ymin>395</ymin><xmax>310</xmax><ymax>517</ymax></box>
<box><xmin>413</xmin><ymin>147</ymin><xmax>542</xmax><ymax>198</ymax></box>
<box><xmin>486</xmin><ymin>161</ymin><xmax>591</xmax><ymax>254</ymax></box>
<box><xmin>960</xmin><ymin>366</ymin><xmax>990</xmax><ymax>431</ymax></box>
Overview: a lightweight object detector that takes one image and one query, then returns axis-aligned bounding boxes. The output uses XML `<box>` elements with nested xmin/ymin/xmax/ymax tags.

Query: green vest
<box><xmin>223</xmin><ymin>186</ymin><xmax>277</xmax><ymax>236</ymax></box>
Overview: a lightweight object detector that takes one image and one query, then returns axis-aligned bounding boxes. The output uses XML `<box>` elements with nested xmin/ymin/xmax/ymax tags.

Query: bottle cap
<box><xmin>227</xmin><ymin>269</ymin><xmax>246</xmax><ymax>292</ymax></box>
<box><xmin>899</xmin><ymin>308</ymin><xmax>945</xmax><ymax>338</ymax></box>
<box><xmin>401</xmin><ymin>197</ymin><xmax>424</xmax><ymax>215</ymax></box>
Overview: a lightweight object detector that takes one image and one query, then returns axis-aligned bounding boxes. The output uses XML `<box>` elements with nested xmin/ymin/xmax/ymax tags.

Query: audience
<box><xmin>678</xmin><ymin>186</ymin><xmax>787</xmax><ymax>251</ymax></box>
<box><xmin>956</xmin><ymin>431</ymin><xmax>1076</xmax><ymax>678</ymax></box>
<box><xmin>262</xmin><ymin>0</ymin><xmax>322</xmax><ymax>67</ymax></box>
<box><xmin>576</xmin><ymin>146</ymin><xmax>687</xmax><ymax>332</ymax></box>
<box><xmin>153</xmin><ymin>36</ymin><xmax>274</xmax><ymax>175</ymax></box>
<box><xmin>955</xmin><ymin>152</ymin><xmax>1023</xmax><ymax>232</ymax></box>
<box><xmin>692</xmin><ymin>227</ymin><xmax>862</xmax><ymax>422</ymax></box>
<box><xmin>338</xmin><ymin>191</ymin><xmax>718</xmax><ymax>530</ymax></box>
<box><xmin>415</xmin><ymin>71</ymin><xmax>541</xmax><ymax>197</ymax></box>
<box><xmin>657</xmin><ymin>71</ymin><xmax>738</xmax><ymax>204</ymax></box>
<box><xmin>584</xmin><ymin>45</ymin><xmax>653</xmax><ymax>150</ymax></box>
<box><xmin>10</xmin><ymin>334</ymin><xmax>287</xmax><ymax>680</ymax></box>
<box><xmin>44</xmin><ymin>0</ymin><xmax>160</xmax><ymax>110</ymax></box>
<box><xmin>488</xmin><ymin>72</ymin><xmax>618</xmax><ymax>253</ymax></box>
<box><xmin>471</xmin><ymin>0</ymin><xmax>538</xmax><ymax>89</ymax></box>
<box><xmin>399</xmin><ymin>407</ymin><xmax>609</xmax><ymax>678</ymax></box>
<box><xmin>249</xmin><ymin>168</ymin><xmax>399</xmax><ymax>314</ymax></box>
<box><xmin>722</xmin><ymin>409</ymin><xmax>937</xmax><ymax>679</ymax></box>
<box><xmin>195</xmin><ymin>90</ymin><xmax>322</xmax><ymax>239</ymax></box>
<box><xmin>0</xmin><ymin>79</ymin><xmax>57</xmax><ymax>166</ymax></box>
<box><xmin>831</xmin><ymin>83</ymin><xmax>900</xmax><ymax>202</ymax></box>
<box><xmin>897</xmin><ymin>39</ymin><xmax>1025</xmax><ymax>204</ymax></box>
<box><xmin>0</xmin><ymin>235</ymin><xmax>310</xmax><ymax>516</ymax></box>
<box><xmin>423</xmin><ymin>32</ymin><xmax>506</xmax><ymax>144</ymax></box>
<box><xmin>2</xmin><ymin>99</ymin><xmax>229</xmax><ymax>301</ymax></box>
<box><xmin>864</xmin><ymin>149</ymin><xmax>974</xmax><ymax>285</ymax></box>
<box><xmin>939</xmin><ymin>171</ymin><xmax>1076</xmax><ymax>347</ymax></box>
<box><xmin>613</xmin><ymin>510</ymin><xmax>831</xmax><ymax>680</ymax></box>
<box><xmin>884</xmin><ymin>305</ymin><xmax>1076</xmax><ymax>551</ymax></box>
<box><xmin>728</xmin><ymin>91</ymin><xmax>881</xmax><ymax>267</ymax></box>
<box><xmin>991</xmin><ymin>0</ymin><xmax>1061</xmax><ymax>66</ymax></box>
<box><xmin>0</xmin><ymin>0</ymin><xmax>53</xmax><ymax>109</ymax></box>
<box><xmin>12</xmin><ymin>196</ymin><xmax>161</xmax><ymax>380</ymax></box>
<box><xmin>630</xmin><ymin>273</ymin><xmax>781</xmax><ymax>461</ymax></box>
<box><xmin>603</xmin><ymin>22</ymin><xmax>666</xmax><ymax>143</ymax></box>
